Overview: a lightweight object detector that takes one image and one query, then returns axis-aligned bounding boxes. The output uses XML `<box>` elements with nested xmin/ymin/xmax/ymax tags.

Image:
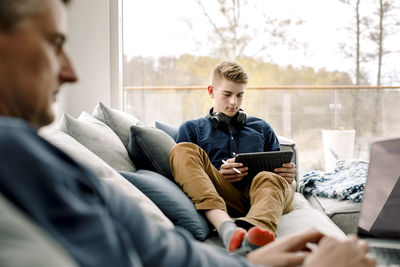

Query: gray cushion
<box><xmin>42</xmin><ymin>130</ymin><xmax>174</xmax><ymax>229</ymax></box>
<box><xmin>205</xmin><ymin>192</ymin><xmax>346</xmax><ymax>248</ymax></box>
<box><xmin>119</xmin><ymin>170</ymin><xmax>210</xmax><ymax>241</ymax></box>
<box><xmin>305</xmin><ymin>193</ymin><xmax>361</xmax><ymax>234</ymax></box>
<box><xmin>0</xmin><ymin>194</ymin><xmax>78</xmax><ymax>267</ymax></box>
<box><xmin>92</xmin><ymin>102</ymin><xmax>142</xmax><ymax>149</ymax></box>
<box><xmin>59</xmin><ymin>112</ymin><xmax>136</xmax><ymax>172</ymax></box>
<box><xmin>128</xmin><ymin>125</ymin><xmax>176</xmax><ymax>179</ymax></box>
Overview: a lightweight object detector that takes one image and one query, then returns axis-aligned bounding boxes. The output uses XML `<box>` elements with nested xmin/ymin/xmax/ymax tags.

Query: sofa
<box><xmin>33</xmin><ymin>102</ymin><xmax>346</xmax><ymax>249</ymax></box>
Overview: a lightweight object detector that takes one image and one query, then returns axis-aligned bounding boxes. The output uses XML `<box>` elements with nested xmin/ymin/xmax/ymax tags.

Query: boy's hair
<box><xmin>211</xmin><ymin>61</ymin><xmax>248</xmax><ymax>86</ymax></box>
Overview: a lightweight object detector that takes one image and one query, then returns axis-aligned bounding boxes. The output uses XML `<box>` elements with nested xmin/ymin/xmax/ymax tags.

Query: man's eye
<box><xmin>237</xmin><ymin>94</ymin><xmax>243</xmax><ymax>98</ymax></box>
<box><xmin>52</xmin><ymin>39</ymin><xmax>63</xmax><ymax>53</ymax></box>
<box><xmin>47</xmin><ymin>35</ymin><xmax>65</xmax><ymax>54</ymax></box>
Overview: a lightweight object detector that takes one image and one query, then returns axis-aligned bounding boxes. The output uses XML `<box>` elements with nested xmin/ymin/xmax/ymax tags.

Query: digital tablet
<box><xmin>235</xmin><ymin>151</ymin><xmax>293</xmax><ymax>177</ymax></box>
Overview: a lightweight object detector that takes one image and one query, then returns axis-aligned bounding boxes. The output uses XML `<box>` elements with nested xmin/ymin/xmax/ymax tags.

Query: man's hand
<box><xmin>246</xmin><ymin>228</ymin><xmax>323</xmax><ymax>267</ymax></box>
<box><xmin>274</xmin><ymin>162</ymin><xmax>296</xmax><ymax>185</ymax></box>
<box><xmin>219</xmin><ymin>158</ymin><xmax>248</xmax><ymax>183</ymax></box>
<box><xmin>303</xmin><ymin>235</ymin><xmax>376</xmax><ymax>267</ymax></box>
<box><xmin>246</xmin><ymin>228</ymin><xmax>376</xmax><ymax>267</ymax></box>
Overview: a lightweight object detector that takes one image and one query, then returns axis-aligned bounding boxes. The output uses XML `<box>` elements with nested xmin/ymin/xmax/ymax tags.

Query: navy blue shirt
<box><xmin>0</xmin><ymin>117</ymin><xmax>255</xmax><ymax>267</ymax></box>
<box><xmin>176</xmin><ymin>115</ymin><xmax>280</xmax><ymax>170</ymax></box>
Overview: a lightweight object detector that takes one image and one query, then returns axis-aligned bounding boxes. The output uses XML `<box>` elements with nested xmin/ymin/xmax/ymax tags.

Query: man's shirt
<box><xmin>176</xmin><ymin>115</ymin><xmax>280</xmax><ymax>170</ymax></box>
<box><xmin>0</xmin><ymin>116</ymin><xmax>254</xmax><ymax>267</ymax></box>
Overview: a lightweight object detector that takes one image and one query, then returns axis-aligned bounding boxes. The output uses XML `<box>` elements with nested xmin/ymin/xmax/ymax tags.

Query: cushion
<box><xmin>277</xmin><ymin>193</ymin><xmax>346</xmax><ymax>239</ymax></box>
<box><xmin>92</xmin><ymin>102</ymin><xmax>142</xmax><ymax>149</ymax></box>
<box><xmin>42</xmin><ymin>130</ymin><xmax>174</xmax><ymax>229</ymax></box>
<box><xmin>155</xmin><ymin>121</ymin><xmax>179</xmax><ymax>141</ymax></box>
<box><xmin>119</xmin><ymin>170</ymin><xmax>209</xmax><ymax>241</ymax></box>
<box><xmin>0</xmin><ymin>193</ymin><xmax>78</xmax><ymax>267</ymax></box>
<box><xmin>59</xmin><ymin>112</ymin><xmax>136</xmax><ymax>172</ymax></box>
<box><xmin>128</xmin><ymin>125</ymin><xmax>176</xmax><ymax>179</ymax></box>
<box><xmin>305</xmin><ymin>193</ymin><xmax>361</xmax><ymax>234</ymax></box>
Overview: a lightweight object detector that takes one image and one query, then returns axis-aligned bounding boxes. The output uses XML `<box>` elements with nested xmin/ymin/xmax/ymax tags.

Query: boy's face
<box><xmin>0</xmin><ymin>0</ymin><xmax>77</xmax><ymax>128</ymax></box>
<box><xmin>208</xmin><ymin>78</ymin><xmax>246</xmax><ymax>117</ymax></box>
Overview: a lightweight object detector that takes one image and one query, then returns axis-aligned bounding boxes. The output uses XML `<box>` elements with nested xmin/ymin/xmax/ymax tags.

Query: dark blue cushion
<box><xmin>128</xmin><ymin>125</ymin><xmax>175</xmax><ymax>179</ymax></box>
<box><xmin>155</xmin><ymin>121</ymin><xmax>179</xmax><ymax>142</ymax></box>
<box><xmin>119</xmin><ymin>170</ymin><xmax>210</xmax><ymax>241</ymax></box>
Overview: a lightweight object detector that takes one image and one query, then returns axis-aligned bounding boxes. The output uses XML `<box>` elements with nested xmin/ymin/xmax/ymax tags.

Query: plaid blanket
<box><xmin>300</xmin><ymin>160</ymin><xmax>368</xmax><ymax>202</ymax></box>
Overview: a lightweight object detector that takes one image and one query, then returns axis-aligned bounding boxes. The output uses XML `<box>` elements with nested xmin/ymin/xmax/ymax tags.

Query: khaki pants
<box><xmin>169</xmin><ymin>142</ymin><xmax>295</xmax><ymax>233</ymax></box>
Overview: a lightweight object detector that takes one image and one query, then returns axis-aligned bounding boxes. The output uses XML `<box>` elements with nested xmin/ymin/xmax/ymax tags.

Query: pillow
<box><xmin>119</xmin><ymin>170</ymin><xmax>209</xmax><ymax>241</ymax></box>
<box><xmin>59</xmin><ymin>112</ymin><xmax>136</xmax><ymax>172</ymax></box>
<box><xmin>92</xmin><ymin>102</ymin><xmax>142</xmax><ymax>149</ymax></box>
<box><xmin>0</xmin><ymin>194</ymin><xmax>78</xmax><ymax>267</ymax></box>
<box><xmin>155</xmin><ymin>121</ymin><xmax>179</xmax><ymax>142</ymax></box>
<box><xmin>42</xmin><ymin>130</ymin><xmax>174</xmax><ymax>229</ymax></box>
<box><xmin>128</xmin><ymin>125</ymin><xmax>175</xmax><ymax>179</ymax></box>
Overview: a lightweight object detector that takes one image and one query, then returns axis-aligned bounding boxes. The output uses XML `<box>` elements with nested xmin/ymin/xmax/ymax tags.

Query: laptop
<box><xmin>357</xmin><ymin>138</ymin><xmax>400</xmax><ymax>266</ymax></box>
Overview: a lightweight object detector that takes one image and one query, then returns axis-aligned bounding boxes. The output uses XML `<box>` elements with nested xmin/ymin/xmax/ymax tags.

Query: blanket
<box><xmin>300</xmin><ymin>160</ymin><xmax>368</xmax><ymax>202</ymax></box>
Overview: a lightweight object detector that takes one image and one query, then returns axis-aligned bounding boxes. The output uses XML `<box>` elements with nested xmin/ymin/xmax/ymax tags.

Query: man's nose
<box><xmin>59</xmin><ymin>53</ymin><xmax>78</xmax><ymax>83</ymax></box>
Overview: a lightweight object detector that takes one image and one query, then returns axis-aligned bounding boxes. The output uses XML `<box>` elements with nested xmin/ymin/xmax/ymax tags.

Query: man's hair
<box><xmin>211</xmin><ymin>61</ymin><xmax>248</xmax><ymax>86</ymax></box>
<box><xmin>0</xmin><ymin>0</ymin><xmax>70</xmax><ymax>31</ymax></box>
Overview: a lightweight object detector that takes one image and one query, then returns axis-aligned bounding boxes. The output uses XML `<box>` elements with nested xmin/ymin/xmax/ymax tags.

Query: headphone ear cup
<box><xmin>208</xmin><ymin>108</ymin><xmax>246</xmax><ymax>129</ymax></box>
<box><xmin>216</xmin><ymin>113</ymin><xmax>230</xmax><ymax>129</ymax></box>
<box><xmin>211</xmin><ymin>116</ymin><xmax>220</xmax><ymax>129</ymax></box>
<box><xmin>234</xmin><ymin>110</ymin><xmax>247</xmax><ymax>128</ymax></box>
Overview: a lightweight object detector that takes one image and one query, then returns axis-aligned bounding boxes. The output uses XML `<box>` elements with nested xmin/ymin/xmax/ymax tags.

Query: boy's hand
<box><xmin>219</xmin><ymin>158</ymin><xmax>248</xmax><ymax>183</ymax></box>
<box><xmin>274</xmin><ymin>162</ymin><xmax>296</xmax><ymax>185</ymax></box>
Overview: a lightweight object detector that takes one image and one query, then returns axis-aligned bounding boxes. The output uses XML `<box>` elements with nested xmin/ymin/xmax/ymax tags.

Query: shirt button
<box><xmin>233</xmin><ymin>152</ymin><xmax>236</xmax><ymax>156</ymax></box>
<box><xmin>231</xmin><ymin>137</ymin><xmax>234</xmax><ymax>140</ymax></box>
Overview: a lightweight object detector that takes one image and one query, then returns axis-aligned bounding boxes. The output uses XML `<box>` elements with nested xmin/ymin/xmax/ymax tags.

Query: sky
<box><xmin>122</xmin><ymin>0</ymin><xmax>400</xmax><ymax>85</ymax></box>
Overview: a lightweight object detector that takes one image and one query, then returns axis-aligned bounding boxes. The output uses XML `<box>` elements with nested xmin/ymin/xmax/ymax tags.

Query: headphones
<box><xmin>207</xmin><ymin>107</ymin><xmax>247</xmax><ymax>130</ymax></box>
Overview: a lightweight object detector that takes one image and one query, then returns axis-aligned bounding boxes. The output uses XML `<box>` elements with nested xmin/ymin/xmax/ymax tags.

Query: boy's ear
<box><xmin>207</xmin><ymin>86</ymin><xmax>214</xmax><ymax>97</ymax></box>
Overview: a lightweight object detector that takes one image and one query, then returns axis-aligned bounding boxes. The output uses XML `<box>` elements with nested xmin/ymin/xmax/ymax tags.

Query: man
<box><xmin>170</xmin><ymin>61</ymin><xmax>296</xmax><ymax>253</ymax></box>
<box><xmin>0</xmin><ymin>0</ymin><xmax>375</xmax><ymax>266</ymax></box>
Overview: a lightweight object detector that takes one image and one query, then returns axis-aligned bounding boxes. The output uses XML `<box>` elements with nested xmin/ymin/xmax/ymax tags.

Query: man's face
<box><xmin>208</xmin><ymin>78</ymin><xmax>246</xmax><ymax>117</ymax></box>
<box><xmin>0</xmin><ymin>0</ymin><xmax>77</xmax><ymax>128</ymax></box>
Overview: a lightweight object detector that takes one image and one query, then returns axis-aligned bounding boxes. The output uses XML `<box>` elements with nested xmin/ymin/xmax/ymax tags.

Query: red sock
<box><xmin>246</xmin><ymin>226</ymin><xmax>275</xmax><ymax>247</ymax></box>
<box><xmin>228</xmin><ymin>228</ymin><xmax>247</xmax><ymax>252</ymax></box>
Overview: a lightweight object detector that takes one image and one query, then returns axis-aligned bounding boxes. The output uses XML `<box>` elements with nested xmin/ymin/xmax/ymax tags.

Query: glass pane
<box><xmin>122</xmin><ymin>0</ymin><xmax>400</xmax><ymax>171</ymax></box>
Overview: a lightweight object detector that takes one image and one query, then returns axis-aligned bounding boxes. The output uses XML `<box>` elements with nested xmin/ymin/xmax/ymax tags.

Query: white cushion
<box><xmin>92</xmin><ymin>102</ymin><xmax>142</xmax><ymax>149</ymax></box>
<box><xmin>42</xmin><ymin>130</ymin><xmax>174</xmax><ymax>229</ymax></box>
<box><xmin>58</xmin><ymin>112</ymin><xmax>136</xmax><ymax>172</ymax></box>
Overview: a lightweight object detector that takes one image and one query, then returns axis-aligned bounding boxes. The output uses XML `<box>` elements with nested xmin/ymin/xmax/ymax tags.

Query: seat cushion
<box><xmin>305</xmin><ymin>193</ymin><xmax>361</xmax><ymax>234</ymax></box>
<box><xmin>277</xmin><ymin>193</ymin><xmax>346</xmax><ymax>239</ymax></box>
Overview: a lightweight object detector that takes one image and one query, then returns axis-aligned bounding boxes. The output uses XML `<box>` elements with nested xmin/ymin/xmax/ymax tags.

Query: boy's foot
<box><xmin>227</xmin><ymin>228</ymin><xmax>247</xmax><ymax>252</ymax></box>
<box><xmin>244</xmin><ymin>226</ymin><xmax>275</xmax><ymax>248</ymax></box>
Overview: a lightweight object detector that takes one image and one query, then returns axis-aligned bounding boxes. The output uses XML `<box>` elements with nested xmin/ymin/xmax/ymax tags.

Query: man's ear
<box><xmin>207</xmin><ymin>86</ymin><xmax>214</xmax><ymax>98</ymax></box>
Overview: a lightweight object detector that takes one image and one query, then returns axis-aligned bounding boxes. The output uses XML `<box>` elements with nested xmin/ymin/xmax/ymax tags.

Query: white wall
<box><xmin>57</xmin><ymin>0</ymin><xmax>117</xmax><ymax>119</ymax></box>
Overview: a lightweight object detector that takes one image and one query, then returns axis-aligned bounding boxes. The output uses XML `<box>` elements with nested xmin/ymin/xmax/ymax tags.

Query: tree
<box><xmin>368</xmin><ymin>0</ymin><xmax>399</xmax><ymax>86</ymax></box>
<box><xmin>189</xmin><ymin>0</ymin><xmax>304</xmax><ymax>60</ymax></box>
<box><xmin>338</xmin><ymin>0</ymin><xmax>367</xmax><ymax>85</ymax></box>
<box><xmin>367</xmin><ymin>0</ymin><xmax>399</xmax><ymax>135</ymax></box>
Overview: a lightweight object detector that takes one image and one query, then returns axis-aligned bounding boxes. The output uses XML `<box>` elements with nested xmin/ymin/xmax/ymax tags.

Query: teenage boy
<box><xmin>170</xmin><ymin>61</ymin><xmax>297</xmax><ymax>253</ymax></box>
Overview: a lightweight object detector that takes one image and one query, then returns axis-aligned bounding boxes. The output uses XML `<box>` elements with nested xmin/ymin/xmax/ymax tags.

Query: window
<box><xmin>122</xmin><ymin>0</ymin><xmax>400</xmax><ymax>170</ymax></box>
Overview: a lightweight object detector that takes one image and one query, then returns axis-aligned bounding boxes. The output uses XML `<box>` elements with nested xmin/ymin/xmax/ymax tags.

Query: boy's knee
<box><xmin>252</xmin><ymin>171</ymin><xmax>288</xmax><ymax>189</ymax></box>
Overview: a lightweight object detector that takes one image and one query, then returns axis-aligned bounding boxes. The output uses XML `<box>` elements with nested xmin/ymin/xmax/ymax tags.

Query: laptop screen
<box><xmin>358</xmin><ymin>139</ymin><xmax>400</xmax><ymax>239</ymax></box>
